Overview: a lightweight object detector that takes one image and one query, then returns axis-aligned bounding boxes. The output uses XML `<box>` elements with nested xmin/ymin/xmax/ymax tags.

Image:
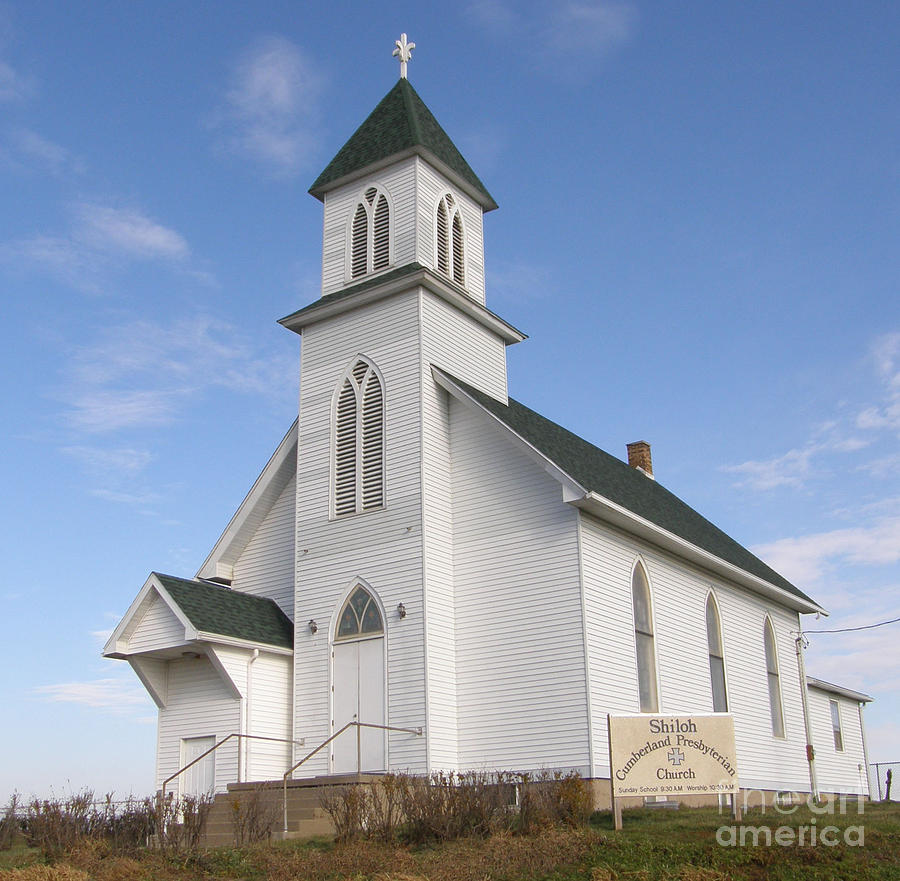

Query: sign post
<box><xmin>608</xmin><ymin>713</ymin><xmax>740</xmax><ymax>829</ymax></box>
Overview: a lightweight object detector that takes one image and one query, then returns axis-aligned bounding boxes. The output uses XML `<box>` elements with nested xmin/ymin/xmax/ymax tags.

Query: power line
<box><xmin>803</xmin><ymin>616</ymin><xmax>900</xmax><ymax>634</ymax></box>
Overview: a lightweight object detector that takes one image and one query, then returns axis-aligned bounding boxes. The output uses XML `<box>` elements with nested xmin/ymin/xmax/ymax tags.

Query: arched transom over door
<box><xmin>332</xmin><ymin>585</ymin><xmax>386</xmax><ymax>773</ymax></box>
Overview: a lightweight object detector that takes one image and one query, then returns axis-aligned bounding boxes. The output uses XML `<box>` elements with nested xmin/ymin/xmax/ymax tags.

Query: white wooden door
<box><xmin>181</xmin><ymin>736</ymin><xmax>215</xmax><ymax>796</ymax></box>
<box><xmin>332</xmin><ymin>637</ymin><xmax>385</xmax><ymax>772</ymax></box>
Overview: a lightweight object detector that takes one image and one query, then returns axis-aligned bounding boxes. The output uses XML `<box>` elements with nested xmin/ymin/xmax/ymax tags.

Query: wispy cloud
<box><xmin>213</xmin><ymin>36</ymin><xmax>323</xmax><ymax>177</ymax></box>
<box><xmin>0</xmin><ymin>57</ymin><xmax>32</xmax><ymax>101</ymax></box>
<box><xmin>466</xmin><ymin>0</ymin><xmax>519</xmax><ymax>29</ymax></box>
<box><xmin>34</xmin><ymin>677</ymin><xmax>153</xmax><ymax>712</ymax></box>
<box><xmin>547</xmin><ymin>2</ymin><xmax>638</xmax><ymax>55</ymax></box>
<box><xmin>488</xmin><ymin>259</ymin><xmax>552</xmax><ymax>302</ymax></box>
<box><xmin>0</xmin><ymin>201</ymin><xmax>193</xmax><ymax>292</ymax></box>
<box><xmin>62</xmin><ymin>445</ymin><xmax>154</xmax><ymax>477</ymax></box>
<box><xmin>3</xmin><ymin>127</ymin><xmax>84</xmax><ymax>175</ymax></box>
<box><xmin>856</xmin><ymin>331</ymin><xmax>900</xmax><ymax>432</ymax></box>
<box><xmin>722</xmin><ymin>445</ymin><xmax>819</xmax><ymax>490</ymax></box>
<box><xmin>465</xmin><ymin>1</ymin><xmax>636</xmax><ymax>76</ymax></box>
<box><xmin>75</xmin><ymin>204</ymin><xmax>189</xmax><ymax>259</ymax></box>
<box><xmin>61</xmin><ymin>315</ymin><xmax>295</xmax><ymax>434</ymax></box>
<box><xmin>723</xmin><ymin>333</ymin><xmax>900</xmax><ymax>491</ymax></box>
<box><xmin>753</xmin><ymin>516</ymin><xmax>900</xmax><ymax>586</ymax></box>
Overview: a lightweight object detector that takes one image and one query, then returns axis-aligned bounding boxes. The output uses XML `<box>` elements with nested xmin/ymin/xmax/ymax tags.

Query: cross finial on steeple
<box><xmin>393</xmin><ymin>33</ymin><xmax>415</xmax><ymax>79</ymax></box>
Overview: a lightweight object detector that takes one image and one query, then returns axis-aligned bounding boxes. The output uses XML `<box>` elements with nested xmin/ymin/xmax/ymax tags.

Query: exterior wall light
<box><xmin>397</xmin><ymin>602</ymin><xmax>406</xmax><ymax>619</ymax></box>
<box><xmin>308</xmin><ymin>619</ymin><xmax>318</xmax><ymax>634</ymax></box>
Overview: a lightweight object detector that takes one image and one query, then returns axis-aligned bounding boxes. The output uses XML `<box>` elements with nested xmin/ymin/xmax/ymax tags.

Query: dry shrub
<box><xmin>154</xmin><ymin>792</ymin><xmax>211</xmax><ymax>852</ymax></box>
<box><xmin>365</xmin><ymin>774</ymin><xmax>405</xmax><ymax>841</ymax></box>
<box><xmin>319</xmin><ymin>784</ymin><xmax>367</xmax><ymax>841</ymax></box>
<box><xmin>0</xmin><ymin>795</ymin><xmax>20</xmax><ymax>851</ymax></box>
<box><xmin>228</xmin><ymin>783</ymin><xmax>280</xmax><ymax>845</ymax></box>
<box><xmin>22</xmin><ymin>792</ymin><xmax>154</xmax><ymax>859</ymax></box>
<box><xmin>396</xmin><ymin>771</ymin><xmax>511</xmax><ymax>843</ymax></box>
<box><xmin>0</xmin><ymin>866</ymin><xmax>90</xmax><ymax>881</ymax></box>
<box><xmin>319</xmin><ymin>770</ymin><xmax>588</xmax><ymax>845</ymax></box>
<box><xmin>518</xmin><ymin>770</ymin><xmax>592</xmax><ymax>833</ymax></box>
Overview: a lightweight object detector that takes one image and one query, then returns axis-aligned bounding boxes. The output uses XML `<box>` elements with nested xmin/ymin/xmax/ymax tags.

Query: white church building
<box><xmin>104</xmin><ymin>52</ymin><xmax>871</xmax><ymax>805</ymax></box>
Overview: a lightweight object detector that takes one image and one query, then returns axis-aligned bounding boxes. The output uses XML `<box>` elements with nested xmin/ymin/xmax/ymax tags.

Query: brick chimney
<box><xmin>627</xmin><ymin>441</ymin><xmax>653</xmax><ymax>478</ymax></box>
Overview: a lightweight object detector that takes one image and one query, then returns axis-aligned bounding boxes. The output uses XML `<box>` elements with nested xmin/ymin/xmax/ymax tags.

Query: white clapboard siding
<box><xmin>415</xmin><ymin>160</ymin><xmax>486</xmax><ymax>304</ymax></box>
<box><xmin>420</xmin><ymin>291</ymin><xmax>508</xmax><ymax>402</ymax></box>
<box><xmin>418</xmin><ymin>370</ymin><xmax>458</xmax><ymax>769</ymax></box>
<box><xmin>203</xmin><ymin>646</ymin><xmax>293</xmax><ymax>782</ymax></box>
<box><xmin>807</xmin><ymin>688</ymin><xmax>869</xmax><ymax>795</ymax></box>
<box><xmin>157</xmin><ymin>656</ymin><xmax>240</xmax><ymax>794</ymax></box>
<box><xmin>448</xmin><ymin>397</ymin><xmax>589</xmax><ymax>771</ymax></box>
<box><xmin>293</xmin><ymin>290</ymin><xmax>427</xmax><ymax>775</ymax></box>
<box><xmin>320</xmin><ymin>159</ymin><xmax>417</xmax><ymax>295</ymax></box>
<box><xmin>247</xmin><ymin>653</ymin><xmax>294</xmax><ymax>781</ymax></box>
<box><xmin>126</xmin><ymin>593</ymin><xmax>186</xmax><ymax>654</ymax></box>
<box><xmin>580</xmin><ymin>513</ymin><xmax>811</xmax><ymax>792</ymax></box>
<box><xmin>232</xmin><ymin>473</ymin><xmax>297</xmax><ymax>618</ymax></box>
<box><xmin>418</xmin><ymin>291</ymin><xmax>511</xmax><ymax>769</ymax></box>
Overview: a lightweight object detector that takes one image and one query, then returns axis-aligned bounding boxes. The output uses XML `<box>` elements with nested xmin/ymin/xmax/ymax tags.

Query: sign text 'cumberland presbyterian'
<box><xmin>608</xmin><ymin>714</ymin><xmax>740</xmax><ymax>798</ymax></box>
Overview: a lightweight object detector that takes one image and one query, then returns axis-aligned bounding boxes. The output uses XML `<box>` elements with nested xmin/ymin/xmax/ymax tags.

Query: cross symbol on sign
<box><xmin>668</xmin><ymin>747</ymin><xmax>685</xmax><ymax>766</ymax></box>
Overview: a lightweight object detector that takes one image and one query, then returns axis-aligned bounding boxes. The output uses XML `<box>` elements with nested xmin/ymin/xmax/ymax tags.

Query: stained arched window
<box><xmin>349</xmin><ymin>186</ymin><xmax>391</xmax><ymax>279</ymax></box>
<box><xmin>336</xmin><ymin>585</ymin><xmax>384</xmax><ymax>640</ymax></box>
<box><xmin>436</xmin><ymin>193</ymin><xmax>465</xmax><ymax>285</ymax></box>
<box><xmin>632</xmin><ymin>562</ymin><xmax>659</xmax><ymax>713</ymax></box>
<box><xmin>706</xmin><ymin>593</ymin><xmax>728</xmax><ymax>712</ymax></box>
<box><xmin>764</xmin><ymin>616</ymin><xmax>785</xmax><ymax>737</ymax></box>
<box><xmin>333</xmin><ymin>357</ymin><xmax>384</xmax><ymax>516</ymax></box>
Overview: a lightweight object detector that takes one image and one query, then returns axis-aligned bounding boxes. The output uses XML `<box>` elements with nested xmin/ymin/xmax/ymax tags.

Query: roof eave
<box><xmin>806</xmin><ymin>676</ymin><xmax>873</xmax><ymax>704</ymax></box>
<box><xmin>575</xmin><ymin>491</ymin><xmax>826</xmax><ymax>615</ymax></box>
<box><xmin>280</xmin><ymin>267</ymin><xmax>526</xmax><ymax>344</ymax></box>
<box><xmin>196</xmin><ymin>420</ymin><xmax>298</xmax><ymax>581</ymax></box>
<box><xmin>309</xmin><ymin>145</ymin><xmax>498</xmax><ymax>211</ymax></box>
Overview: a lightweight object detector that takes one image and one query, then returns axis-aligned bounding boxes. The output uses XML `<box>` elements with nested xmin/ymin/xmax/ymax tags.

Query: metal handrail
<box><xmin>281</xmin><ymin>721</ymin><xmax>423</xmax><ymax>833</ymax></box>
<box><xmin>160</xmin><ymin>733</ymin><xmax>304</xmax><ymax>796</ymax></box>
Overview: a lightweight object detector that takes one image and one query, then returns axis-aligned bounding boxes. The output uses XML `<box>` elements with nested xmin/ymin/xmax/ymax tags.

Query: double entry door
<box><xmin>332</xmin><ymin>636</ymin><xmax>385</xmax><ymax>773</ymax></box>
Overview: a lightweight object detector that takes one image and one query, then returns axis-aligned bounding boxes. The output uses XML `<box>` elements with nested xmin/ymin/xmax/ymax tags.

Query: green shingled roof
<box><xmin>279</xmin><ymin>262</ymin><xmax>427</xmax><ymax>326</ymax></box>
<box><xmin>309</xmin><ymin>78</ymin><xmax>497</xmax><ymax>210</ymax></box>
<box><xmin>446</xmin><ymin>376</ymin><xmax>816</xmax><ymax>606</ymax></box>
<box><xmin>156</xmin><ymin>573</ymin><xmax>293</xmax><ymax>649</ymax></box>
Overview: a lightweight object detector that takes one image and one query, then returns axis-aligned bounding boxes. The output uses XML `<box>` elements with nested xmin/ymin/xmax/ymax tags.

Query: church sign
<box><xmin>608</xmin><ymin>713</ymin><xmax>740</xmax><ymax>828</ymax></box>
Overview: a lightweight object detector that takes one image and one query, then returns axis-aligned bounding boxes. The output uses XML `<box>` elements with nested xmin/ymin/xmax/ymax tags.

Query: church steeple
<box><xmin>281</xmin><ymin>39</ymin><xmax>524</xmax><ymax>348</ymax></box>
<box><xmin>309</xmin><ymin>77</ymin><xmax>497</xmax><ymax>212</ymax></box>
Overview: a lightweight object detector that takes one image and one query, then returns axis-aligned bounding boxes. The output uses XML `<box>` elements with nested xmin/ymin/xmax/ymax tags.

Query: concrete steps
<box><xmin>200</xmin><ymin>774</ymin><xmax>382</xmax><ymax>847</ymax></box>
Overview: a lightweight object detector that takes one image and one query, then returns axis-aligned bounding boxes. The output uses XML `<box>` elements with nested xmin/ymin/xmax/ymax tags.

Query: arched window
<box><xmin>706</xmin><ymin>593</ymin><xmax>728</xmax><ymax>712</ymax></box>
<box><xmin>764</xmin><ymin>617</ymin><xmax>785</xmax><ymax>737</ymax></box>
<box><xmin>436</xmin><ymin>193</ymin><xmax>465</xmax><ymax>285</ymax></box>
<box><xmin>631</xmin><ymin>562</ymin><xmax>659</xmax><ymax>712</ymax></box>
<box><xmin>349</xmin><ymin>186</ymin><xmax>391</xmax><ymax>279</ymax></box>
<box><xmin>333</xmin><ymin>357</ymin><xmax>384</xmax><ymax>516</ymax></box>
<box><xmin>336</xmin><ymin>585</ymin><xmax>384</xmax><ymax>640</ymax></box>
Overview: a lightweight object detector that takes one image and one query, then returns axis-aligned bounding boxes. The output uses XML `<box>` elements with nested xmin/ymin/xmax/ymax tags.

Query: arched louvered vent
<box><xmin>436</xmin><ymin>193</ymin><xmax>465</xmax><ymax>286</ymax></box>
<box><xmin>348</xmin><ymin>187</ymin><xmax>391</xmax><ymax>280</ymax></box>
<box><xmin>334</xmin><ymin>379</ymin><xmax>358</xmax><ymax>516</ymax></box>
<box><xmin>373</xmin><ymin>196</ymin><xmax>390</xmax><ymax>271</ymax></box>
<box><xmin>361</xmin><ymin>372</ymin><xmax>384</xmax><ymax>509</ymax></box>
<box><xmin>332</xmin><ymin>357</ymin><xmax>385</xmax><ymax>516</ymax></box>
<box><xmin>350</xmin><ymin>204</ymin><xmax>368</xmax><ymax>279</ymax></box>
<box><xmin>436</xmin><ymin>198</ymin><xmax>450</xmax><ymax>275</ymax></box>
<box><xmin>452</xmin><ymin>212</ymin><xmax>465</xmax><ymax>284</ymax></box>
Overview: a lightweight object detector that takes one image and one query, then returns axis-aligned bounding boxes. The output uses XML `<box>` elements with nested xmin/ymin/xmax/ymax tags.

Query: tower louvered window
<box><xmin>436</xmin><ymin>193</ymin><xmax>465</xmax><ymax>285</ymax></box>
<box><xmin>349</xmin><ymin>186</ymin><xmax>391</xmax><ymax>279</ymax></box>
<box><xmin>333</xmin><ymin>358</ymin><xmax>384</xmax><ymax>516</ymax></box>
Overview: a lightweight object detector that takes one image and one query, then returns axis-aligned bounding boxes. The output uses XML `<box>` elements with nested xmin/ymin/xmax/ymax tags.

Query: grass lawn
<box><xmin>0</xmin><ymin>800</ymin><xmax>896</xmax><ymax>880</ymax></box>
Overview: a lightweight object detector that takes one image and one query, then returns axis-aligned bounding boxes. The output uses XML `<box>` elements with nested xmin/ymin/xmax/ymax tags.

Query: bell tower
<box><xmin>279</xmin><ymin>38</ymin><xmax>525</xmax><ymax>775</ymax></box>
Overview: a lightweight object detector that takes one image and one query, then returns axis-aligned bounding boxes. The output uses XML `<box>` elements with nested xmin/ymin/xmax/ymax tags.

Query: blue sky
<box><xmin>1</xmin><ymin>1</ymin><xmax>897</xmax><ymax>800</ymax></box>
